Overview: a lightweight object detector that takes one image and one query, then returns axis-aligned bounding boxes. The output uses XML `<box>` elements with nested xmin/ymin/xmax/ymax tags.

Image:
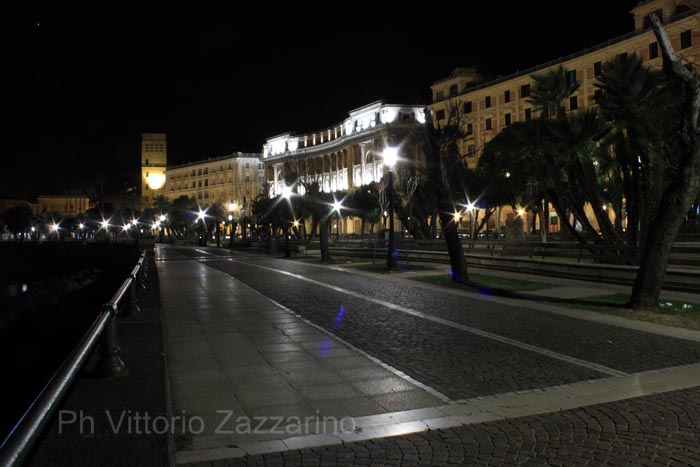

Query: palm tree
<box><xmin>596</xmin><ymin>53</ymin><xmax>675</xmax><ymax>247</ymax></box>
<box><xmin>412</xmin><ymin>107</ymin><xmax>470</xmax><ymax>283</ymax></box>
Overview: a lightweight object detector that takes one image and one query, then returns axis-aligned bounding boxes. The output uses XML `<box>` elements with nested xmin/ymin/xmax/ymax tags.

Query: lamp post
<box><xmin>282</xmin><ymin>187</ymin><xmax>292</xmax><ymax>257</ymax></box>
<box><xmin>383</xmin><ymin>147</ymin><xmax>398</xmax><ymax>268</ymax></box>
<box><xmin>228</xmin><ymin>202</ymin><xmax>237</xmax><ymax>248</ymax></box>
<box><xmin>332</xmin><ymin>199</ymin><xmax>343</xmax><ymax>241</ymax></box>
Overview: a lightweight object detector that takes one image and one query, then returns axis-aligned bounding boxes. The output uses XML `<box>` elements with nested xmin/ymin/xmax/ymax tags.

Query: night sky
<box><xmin>8</xmin><ymin>1</ymin><xmax>640</xmax><ymax>198</ymax></box>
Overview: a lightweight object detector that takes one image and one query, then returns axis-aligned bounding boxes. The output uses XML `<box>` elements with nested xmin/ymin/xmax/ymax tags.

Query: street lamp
<box><xmin>332</xmin><ymin>198</ymin><xmax>343</xmax><ymax>241</ymax></box>
<box><xmin>383</xmin><ymin>147</ymin><xmax>398</xmax><ymax>268</ymax></box>
<box><xmin>228</xmin><ymin>201</ymin><xmax>237</xmax><ymax>248</ymax></box>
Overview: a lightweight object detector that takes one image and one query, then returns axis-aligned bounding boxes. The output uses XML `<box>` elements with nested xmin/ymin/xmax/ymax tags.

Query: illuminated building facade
<box><xmin>141</xmin><ymin>133</ymin><xmax>168</xmax><ymax>206</ymax></box>
<box><xmin>429</xmin><ymin>0</ymin><xmax>700</xmax><ymax>233</ymax></box>
<box><xmin>164</xmin><ymin>153</ymin><xmax>264</xmax><ymax>213</ymax></box>
<box><xmin>36</xmin><ymin>195</ymin><xmax>92</xmax><ymax>216</ymax></box>
<box><xmin>262</xmin><ymin>100</ymin><xmax>427</xmax><ymax>235</ymax></box>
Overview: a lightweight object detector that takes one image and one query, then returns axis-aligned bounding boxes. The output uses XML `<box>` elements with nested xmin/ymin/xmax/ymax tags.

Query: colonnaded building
<box><xmin>428</xmin><ymin>0</ymin><xmax>700</xmax><ymax>232</ymax></box>
<box><xmin>262</xmin><ymin>100</ymin><xmax>427</xmax><ymax>235</ymax></box>
<box><xmin>140</xmin><ymin>133</ymin><xmax>264</xmax><ymax>214</ymax></box>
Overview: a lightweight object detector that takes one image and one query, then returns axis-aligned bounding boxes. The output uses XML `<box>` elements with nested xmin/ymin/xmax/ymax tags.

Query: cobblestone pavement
<box><xmin>188</xmin><ymin>253</ymin><xmax>700</xmax><ymax>399</ymax></box>
<box><xmin>200</xmin><ymin>256</ymin><xmax>604</xmax><ymax>399</ymax></box>
<box><xmin>185</xmin><ymin>386</ymin><xmax>700</xmax><ymax>467</ymax></box>
<box><xmin>226</xmin><ymin>257</ymin><xmax>700</xmax><ymax>374</ymax></box>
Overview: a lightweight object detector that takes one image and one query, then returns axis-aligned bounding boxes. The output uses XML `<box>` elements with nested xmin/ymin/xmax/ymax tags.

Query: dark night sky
<box><xmin>8</xmin><ymin>1</ymin><xmax>640</xmax><ymax>198</ymax></box>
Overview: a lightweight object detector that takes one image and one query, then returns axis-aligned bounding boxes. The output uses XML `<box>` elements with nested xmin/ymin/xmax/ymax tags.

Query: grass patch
<box><xmin>411</xmin><ymin>273</ymin><xmax>555</xmax><ymax>292</ymax></box>
<box><xmin>547</xmin><ymin>293</ymin><xmax>700</xmax><ymax>330</ymax></box>
<box><xmin>284</xmin><ymin>256</ymin><xmax>368</xmax><ymax>265</ymax></box>
<box><xmin>343</xmin><ymin>263</ymin><xmax>437</xmax><ymax>274</ymax></box>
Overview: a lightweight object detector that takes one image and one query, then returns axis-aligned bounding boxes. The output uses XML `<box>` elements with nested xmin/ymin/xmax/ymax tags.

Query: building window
<box><xmin>246</xmin><ymin>175</ymin><xmax>250</xmax><ymax>182</ymax></box>
<box><xmin>198</xmin><ymin>181</ymin><xmax>202</xmax><ymax>188</ymax></box>
<box><xmin>466</xmin><ymin>122</ymin><xmax>473</xmax><ymax>135</ymax></box>
<box><xmin>198</xmin><ymin>169</ymin><xmax>202</xmax><ymax>175</ymax></box>
<box><xmin>618</xmin><ymin>52</ymin><xmax>628</xmax><ymax>61</ymax></box>
<box><xmin>525</xmin><ymin>108</ymin><xmax>532</xmax><ymax>121</ymax></box>
<box><xmin>594</xmin><ymin>61</ymin><xmax>602</xmax><ymax>77</ymax></box>
<box><xmin>145</xmin><ymin>159</ymin><xmax>149</xmax><ymax>165</ymax></box>
<box><xmin>246</xmin><ymin>162</ymin><xmax>250</xmax><ymax>168</ymax></box>
<box><xmin>570</xmin><ymin>96</ymin><xmax>578</xmax><ymax>111</ymax></box>
<box><xmin>594</xmin><ymin>89</ymin><xmax>604</xmax><ymax>103</ymax></box>
<box><xmin>467</xmin><ymin>144</ymin><xmax>475</xmax><ymax>155</ymax></box>
<box><xmin>146</xmin><ymin>171</ymin><xmax>149</xmax><ymax>177</ymax></box>
<box><xmin>435</xmin><ymin>91</ymin><xmax>444</xmax><ymax>101</ymax></box>
<box><xmin>205</xmin><ymin>179</ymin><xmax>209</xmax><ymax>187</ymax></box>
<box><xmin>521</xmin><ymin>84</ymin><xmax>530</xmax><ymax>98</ymax></box>
<box><xmin>504</xmin><ymin>90</ymin><xmax>511</xmax><ymax>103</ymax></box>
<box><xmin>436</xmin><ymin>109</ymin><xmax>446</xmax><ymax>120</ymax></box>
<box><xmin>504</xmin><ymin>113</ymin><xmax>512</xmax><ymax>126</ymax></box>
<box><xmin>485</xmin><ymin>96</ymin><xmax>491</xmax><ymax>108</ymax></box>
<box><xmin>566</xmin><ymin>69</ymin><xmax>577</xmax><ymax>85</ymax></box>
<box><xmin>192</xmin><ymin>182</ymin><xmax>195</xmax><ymax>188</ymax></box>
<box><xmin>449</xmin><ymin>84</ymin><xmax>458</xmax><ymax>97</ymax></box>
<box><xmin>463</xmin><ymin>101</ymin><xmax>472</xmax><ymax>113</ymax></box>
<box><xmin>681</xmin><ymin>30</ymin><xmax>692</xmax><ymax>49</ymax></box>
<box><xmin>485</xmin><ymin>118</ymin><xmax>492</xmax><ymax>131</ymax></box>
<box><xmin>649</xmin><ymin>42</ymin><xmax>659</xmax><ymax>59</ymax></box>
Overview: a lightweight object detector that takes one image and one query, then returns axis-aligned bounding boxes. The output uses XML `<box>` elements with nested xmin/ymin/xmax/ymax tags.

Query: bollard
<box><xmin>98</xmin><ymin>304</ymin><xmax>128</xmax><ymax>379</ymax></box>
<box><xmin>122</xmin><ymin>276</ymin><xmax>141</xmax><ymax>316</ymax></box>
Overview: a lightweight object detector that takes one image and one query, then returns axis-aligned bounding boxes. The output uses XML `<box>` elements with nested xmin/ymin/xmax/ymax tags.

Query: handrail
<box><xmin>0</xmin><ymin>250</ymin><xmax>147</xmax><ymax>467</ymax></box>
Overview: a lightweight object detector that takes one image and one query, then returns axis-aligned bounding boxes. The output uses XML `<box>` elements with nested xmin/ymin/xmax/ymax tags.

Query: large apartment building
<box><xmin>164</xmin><ymin>153</ymin><xmax>265</xmax><ymax>211</ymax></box>
<box><xmin>140</xmin><ymin>133</ymin><xmax>264</xmax><ymax>211</ymax></box>
<box><xmin>430</xmin><ymin>0</ymin><xmax>700</xmax><ymax>166</ymax></box>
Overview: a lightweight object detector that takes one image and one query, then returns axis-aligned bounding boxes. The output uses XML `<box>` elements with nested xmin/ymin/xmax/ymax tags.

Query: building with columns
<box><xmin>262</xmin><ymin>100</ymin><xmax>427</xmax><ymax>235</ymax></box>
<box><xmin>263</xmin><ymin>100</ymin><xmax>426</xmax><ymax>195</ymax></box>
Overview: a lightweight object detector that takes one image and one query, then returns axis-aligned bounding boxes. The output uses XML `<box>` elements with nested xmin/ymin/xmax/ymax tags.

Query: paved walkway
<box><xmin>157</xmin><ymin>245</ymin><xmax>700</xmax><ymax>466</ymax></box>
<box><xmin>158</xmin><ymin>252</ymin><xmax>444</xmax><ymax>464</ymax></box>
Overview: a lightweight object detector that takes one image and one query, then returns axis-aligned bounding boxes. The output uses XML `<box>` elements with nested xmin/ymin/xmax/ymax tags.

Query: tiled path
<box><xmin>158</xmin><ymin>254</ymin><xmax>444</xmax><ymax>464</ymax></box>
<box><xmin>157</xmin><ymin>246</ymin><xmax>700</xmax><ymax>466</ymax></box>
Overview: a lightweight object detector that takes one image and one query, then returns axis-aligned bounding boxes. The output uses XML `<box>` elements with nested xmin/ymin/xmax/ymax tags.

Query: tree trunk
<box><xmin>439</xmin><ymin>203</ymin><xmax>469</xmax><ymax>283</ymax></box>
<box><xmin>541</xmin><ymin>199</ymin><xmax>549</xmax><ymax>243</ymax></box>
<box><xmin>319</xmin><ymin>217</ymin><xmax>332</xmax><ymax>262</ymax></box>
<box><xmin>630</xmin><ymin>14</ymin><xmax>700</xmax><ymax>308</ymax></box>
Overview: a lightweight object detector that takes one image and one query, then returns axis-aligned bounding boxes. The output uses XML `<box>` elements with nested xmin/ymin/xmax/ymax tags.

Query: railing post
<box><xmin>123</xmin><ymin>275</ymin><xmax>141</xmax><ymax>316</ymax></box>
<box><xmin>98</xmin><ymin>304</ymin><xmax>128</xmax><ymax>379</ymax></box>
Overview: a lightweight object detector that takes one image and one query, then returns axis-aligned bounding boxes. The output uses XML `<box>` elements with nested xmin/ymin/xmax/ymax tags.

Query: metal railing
<box><xmin>0</xmin><ymin>250</ymin><xmax>148</xmax><ymax>467</ymax></box>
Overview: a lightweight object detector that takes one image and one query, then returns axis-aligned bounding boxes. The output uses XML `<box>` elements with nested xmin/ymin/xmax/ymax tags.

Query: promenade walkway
<box><xmin>156</xmin><ymin>245</ymin><xmax>700</xmax><ymax>466</ymax></box>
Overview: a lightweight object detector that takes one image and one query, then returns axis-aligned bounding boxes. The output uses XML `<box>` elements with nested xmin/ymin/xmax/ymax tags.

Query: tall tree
<box><xmin>629</xmin><ymin>15</ymin><xmax>700</xmax><ymax>308</ymax></box>
<box><xmin>413</xmin><ymin>107</ymin><xmax>470</xmax><ymax>283</ymax></box>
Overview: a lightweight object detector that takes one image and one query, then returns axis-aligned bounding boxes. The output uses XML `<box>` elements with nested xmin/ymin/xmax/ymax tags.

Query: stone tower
<box><xmin>141</xmin><ymin>133</ymin><xmax>167</xmax><ymax>207</ymax></box>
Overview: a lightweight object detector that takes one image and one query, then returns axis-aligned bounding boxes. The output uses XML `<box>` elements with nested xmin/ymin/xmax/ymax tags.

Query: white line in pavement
<box><xmin>174</xmin><ymin>361</ymin><xmax>700</xmax><ymax>464</ymax></box>
<box><xmin>228</xmin><ymin>259</ymin><xmax>629</xmax><ymax>378</ymax></box>
<box><xmin>218</xmin><ymin>265</ymin><xmax>453</xmax><ymax>404</ymax></box>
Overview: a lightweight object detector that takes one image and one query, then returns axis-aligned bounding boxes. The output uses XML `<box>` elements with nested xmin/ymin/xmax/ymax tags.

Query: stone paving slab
<box><xmin>180</xmin><ymin>364</ymin><xmax>700</xmax><ymax>465</ymax></box>
<box><xmin>157</xmin><ymin>255</ymin><xmax>445</xmax><ymax>462</ymax></box>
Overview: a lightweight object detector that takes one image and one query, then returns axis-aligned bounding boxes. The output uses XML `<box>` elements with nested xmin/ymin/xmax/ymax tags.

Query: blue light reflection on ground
<box><xmin>319</xmin><ymin>305</ymin><xmax>348</xmax><ymax>358</ymax></box>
